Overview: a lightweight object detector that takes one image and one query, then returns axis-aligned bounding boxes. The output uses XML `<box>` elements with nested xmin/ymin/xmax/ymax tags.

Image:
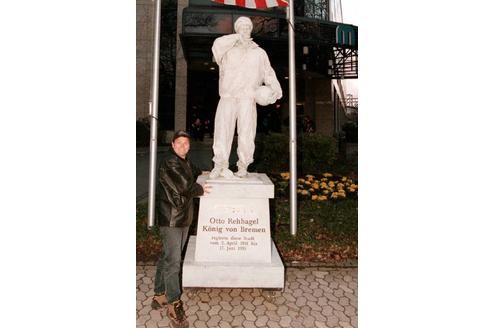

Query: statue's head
<box><xmin>234</xmin><ymin>16</ymin><xmax>253</xmax><ymax>39</ymax></box>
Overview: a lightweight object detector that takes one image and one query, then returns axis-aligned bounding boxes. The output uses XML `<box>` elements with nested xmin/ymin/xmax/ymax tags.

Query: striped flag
<box><xmin>212</xmin><ymin>0</ymin><xmax>288</xmax><ymax>9</ymax></box>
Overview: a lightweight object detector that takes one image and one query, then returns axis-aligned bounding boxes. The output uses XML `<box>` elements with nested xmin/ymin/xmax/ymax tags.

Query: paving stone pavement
<box><xmin>136</xmin><ymin>265</ymin><xmax>357</xmax><ymax>328</ymax></box>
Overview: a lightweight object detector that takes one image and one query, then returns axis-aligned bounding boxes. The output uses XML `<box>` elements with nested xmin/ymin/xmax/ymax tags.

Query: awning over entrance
<box><xmin>180</xmin><ymin>6</ymin><xmax>357</xmax><ymax>79</ymax></box>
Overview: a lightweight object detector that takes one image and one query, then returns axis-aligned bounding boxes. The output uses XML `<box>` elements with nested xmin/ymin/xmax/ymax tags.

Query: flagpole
<box><xmin>287</xmin><ymin>1</ymin><xmax>297</xmax><ymax>236</ymax></box>
<box><xmin>148</xmin><ymin>0</ymin><xmax>162</xmax><ymax>228</ymax></box>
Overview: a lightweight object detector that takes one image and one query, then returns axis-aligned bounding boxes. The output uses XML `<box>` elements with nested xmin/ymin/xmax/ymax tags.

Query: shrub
<box><xmin>299</xmin><ymin>133</ymin><xmax>337</xmax><ymax>173</ymax></box>
<box><xmin>342</xmin><ymin>122</ymin><xmax>358</xmax><ymax>143</ymax></box>
<box><xmin>253</xmin><ymin>133</ymin><xmax>289</xmax><ymax>173</ymax></box>
<box><xmin>254</xmin><ymin>133</ymin><xmax>337</xmax><ymax>174</ymax></box>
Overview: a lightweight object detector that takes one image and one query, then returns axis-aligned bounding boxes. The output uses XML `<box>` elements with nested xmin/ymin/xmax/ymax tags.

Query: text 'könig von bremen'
<box><xmin>202</xmin><ymin>217</ymin><xmax>266</xmax><ymax>233</ymax></box>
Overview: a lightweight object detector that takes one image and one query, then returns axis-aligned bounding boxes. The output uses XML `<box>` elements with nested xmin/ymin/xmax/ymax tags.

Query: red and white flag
<box><xmin>212</xmin><ymin>0</ymin><xmax>288</xmax><ymax>9</ymax></box>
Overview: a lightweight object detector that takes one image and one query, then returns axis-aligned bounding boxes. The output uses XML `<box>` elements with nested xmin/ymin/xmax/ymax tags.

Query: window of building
<box><xmin>304</xmin><ymin>0</ymin><xmax>329</xmax><ymax>20</ymax></box>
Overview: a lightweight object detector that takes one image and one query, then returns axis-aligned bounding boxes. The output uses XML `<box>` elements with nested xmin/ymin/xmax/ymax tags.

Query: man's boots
<box><xmin>151</xmin><ymin>293</ymin><xmax>167</xmax><ymax>310</ymax></box>
<box><xmin>167</xmin><ymin>300</ymin><xmax>189</xmax><ymax>328</ymax></box>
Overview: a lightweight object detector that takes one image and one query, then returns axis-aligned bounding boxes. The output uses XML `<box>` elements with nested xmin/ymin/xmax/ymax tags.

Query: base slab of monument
<box><xmin>182</xmin><ymin>173</ymin><xmax>285</xmax><ymax>289</ymax></box>
<box><xmin>183</xmin><ymin>236</ymin><xmax>284</xmax><ymax>288</ymax></box>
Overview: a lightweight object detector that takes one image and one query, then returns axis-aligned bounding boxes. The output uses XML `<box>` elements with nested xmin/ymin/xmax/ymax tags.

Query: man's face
<box><xmin>172</xmin><ymin>136</ymin><xmax>190</xmax><ymax>159</ymax></box>
<box><xmin>237</xmin><ymin>23</ymin><xmax>252</xmax><ymax>40</ymax></box>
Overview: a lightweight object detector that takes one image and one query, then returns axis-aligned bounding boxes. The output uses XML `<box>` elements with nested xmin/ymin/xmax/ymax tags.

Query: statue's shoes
<box><xmin>209</xmin><ymin>167</ymin><xmax>222</xmax><ymax>179</ymax></box>
<box><xmin>235</xmin><ymin>168</ymin><xmax>248</xmax><ymax>178</ymax></box>
<box><xmin>220</xmin><ymin>168</ymin><xmax>235</xmax><ymax>179</ymax></box>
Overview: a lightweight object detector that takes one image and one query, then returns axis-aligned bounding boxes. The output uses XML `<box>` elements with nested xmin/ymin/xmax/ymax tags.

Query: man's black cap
<box><xmin>172</xmin><ymin>130</ymin><xmax>191</xmax><ymax>142</ymax></box>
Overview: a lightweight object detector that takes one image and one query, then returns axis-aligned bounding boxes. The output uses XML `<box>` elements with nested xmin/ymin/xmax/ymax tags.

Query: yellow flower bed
<box><xmin>277</xmin><ymin>171</ymin><xmax>357</xmax><ymax>202</ymax></box>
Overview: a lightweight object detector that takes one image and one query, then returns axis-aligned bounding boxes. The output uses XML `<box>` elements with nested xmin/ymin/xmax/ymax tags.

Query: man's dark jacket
<box><xmin>156</xmin><ymin>148</ymin><xmax>204</xmax><ymax>227</ymax></box>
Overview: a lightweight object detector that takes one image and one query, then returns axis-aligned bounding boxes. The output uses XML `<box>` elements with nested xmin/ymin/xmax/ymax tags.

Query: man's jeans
<box><xmin>154</xmin><ymin>226</ymin><xmax>190</xmax><ymax>303</ymax></box>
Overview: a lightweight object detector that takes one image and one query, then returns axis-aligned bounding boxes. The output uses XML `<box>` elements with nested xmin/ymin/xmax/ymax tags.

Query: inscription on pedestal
<box><xmin>195</xmin><ymin>199</ymin><xmax>271</xmax><ymax>263</ymax></box>
<box><xmin>205</xmin><ymin>217</ymin><xmax>262</xmax><ymax>252</ymax></box>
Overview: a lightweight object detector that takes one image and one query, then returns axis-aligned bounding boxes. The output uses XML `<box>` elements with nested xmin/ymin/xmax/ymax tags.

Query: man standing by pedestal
<box><xmin>152</xmin><ymin>130</ymin><xmax>210</xmax><ymax>328</ymax></box>
<box><xmin>210</xmin><ymin>16</ymin><xmax>282</xmax><ymax>179</ymax></box>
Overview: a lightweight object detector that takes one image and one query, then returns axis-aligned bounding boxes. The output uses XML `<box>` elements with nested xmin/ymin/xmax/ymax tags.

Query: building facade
<box><xmin>136</xmin><ymin>0</ymin><xmax>357</xmax><ymax>137</ymax></box>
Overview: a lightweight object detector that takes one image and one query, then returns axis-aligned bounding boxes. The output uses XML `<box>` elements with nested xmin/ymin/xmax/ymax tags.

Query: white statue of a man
<box><xmin>209</xmin><ymin>16</ymin><xmax>283</xmax><ymax>179</ymax></box>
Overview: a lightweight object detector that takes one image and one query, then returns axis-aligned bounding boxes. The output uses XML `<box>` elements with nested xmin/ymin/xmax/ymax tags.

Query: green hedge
<box><xmin>253</xmin><ymin>133</ymin><xmax>337</xmax><ymax>174</ymax></box>
<box><xmin>342</xmin><ymin>122</ymin><xmax>358</xmax><ymax>143</ymax></box>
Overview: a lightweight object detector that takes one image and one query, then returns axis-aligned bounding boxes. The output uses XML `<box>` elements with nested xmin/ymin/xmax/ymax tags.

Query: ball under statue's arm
<box><xmin>261</xmin><ymin>53</ymin><xmax>283</xmax><ymax>100</ymax></box>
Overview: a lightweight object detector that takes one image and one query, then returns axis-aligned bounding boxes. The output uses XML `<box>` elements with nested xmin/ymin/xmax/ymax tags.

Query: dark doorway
<box><xmin>187</xmin><ymin>69</ymin><xmax>219</xmax><ymax>135</ymax></box>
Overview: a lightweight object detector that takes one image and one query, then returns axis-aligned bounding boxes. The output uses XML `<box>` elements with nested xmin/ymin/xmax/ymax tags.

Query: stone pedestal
<box><xmin>182</xmin><ymin>173</ymin><xmax>285</xmax><ymax>289</ymax></box>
